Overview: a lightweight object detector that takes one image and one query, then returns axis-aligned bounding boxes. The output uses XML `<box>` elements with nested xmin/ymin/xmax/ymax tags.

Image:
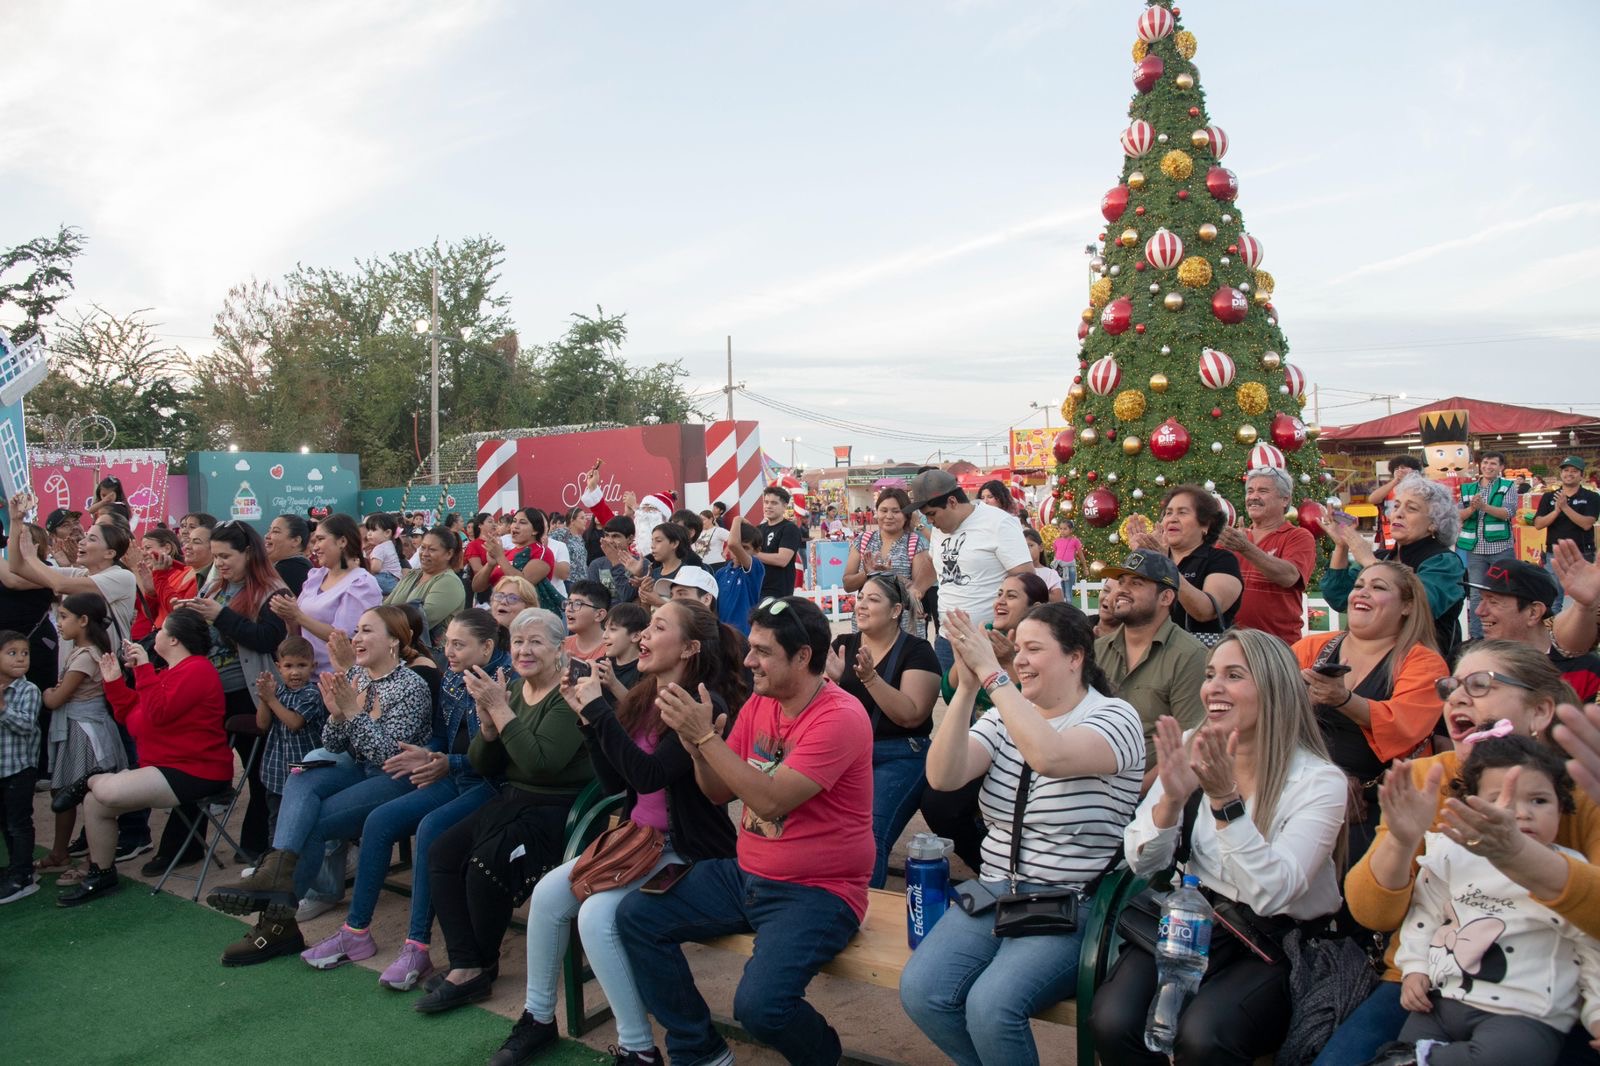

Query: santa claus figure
<box><xmin>580</xmin><ymin>476</ymin><xmax>677</xmax><ymax>559</ymax></box>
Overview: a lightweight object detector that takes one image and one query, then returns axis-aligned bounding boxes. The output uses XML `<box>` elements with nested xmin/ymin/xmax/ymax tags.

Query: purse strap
<box><xmin>1008</xmin><ymin>760</ymin><xmax>1130</xmax><ymax>896</ymax></box>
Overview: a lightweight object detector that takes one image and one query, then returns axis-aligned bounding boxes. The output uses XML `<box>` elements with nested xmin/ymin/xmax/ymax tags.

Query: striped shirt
<box><xmin>970</xmin><ymin>687</ymin><xmax>1144</xmax><ymax>887</ymax></box>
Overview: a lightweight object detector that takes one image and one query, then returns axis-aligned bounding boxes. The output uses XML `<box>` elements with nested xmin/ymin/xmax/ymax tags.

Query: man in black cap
<box><xmin>1094</xmin><ymin>550</ymin><xmax>1208</xmax><ymax>792</ymax></box>
<box><xmin>1535</xmin><ymin>456</ymin><xmax>1600</xmax><ymax>614</ymax></box>
<box><xmin>1471</xmin><ymin>558</ymin><xmax>1600</xmax><ymax>702</ymax></box>
<box><xmin>44</xmin><ymin>508</ymin><xmax>83</xmax><ymax>566</ymax></box>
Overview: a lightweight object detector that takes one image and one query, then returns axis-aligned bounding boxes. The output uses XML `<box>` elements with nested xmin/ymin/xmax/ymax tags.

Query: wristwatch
<box><xmin>1210</xmin><ymin>795</ymin><xmax>1247</xmax><ymax>823</ymax></box>
<box><xmin>981</xmin><ymin>670</ymin><xmax>1012</xmax><ymax>694</ymax></box>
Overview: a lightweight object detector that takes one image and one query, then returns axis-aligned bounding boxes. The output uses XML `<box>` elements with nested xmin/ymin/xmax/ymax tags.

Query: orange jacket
<box><xmin>1292</xmin><ymin>632</ymin><xmax>1447</xmax><ymax>764</ymax></box>
<box><xmin>1344</xmin><ymin>750</ymin><xmax>1600</xmax><ymax>981</ymax></box>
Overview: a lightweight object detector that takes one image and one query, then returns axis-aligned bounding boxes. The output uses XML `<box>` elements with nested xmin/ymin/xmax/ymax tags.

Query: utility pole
<box><xmin>1312</xmin><ymin>383</ymin><xmax>1321</xmax><ymax>425</ymax></box>
<box><xmin>724</xmin><ymin>336</ymin><xmax>734</xmax><ymax>420</ymax></box>
<box><xmin>429</xmin><ymin>265</ymin><xmax>440</xmax><ymax>485</ymax></box>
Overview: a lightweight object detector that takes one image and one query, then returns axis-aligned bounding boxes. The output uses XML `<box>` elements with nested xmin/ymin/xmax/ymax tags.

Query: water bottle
<box><xmin>904</xmin><ymin>833</ymin><xmax>954</xmax><ymax>948</ymax></box>
<box><xmin>1144</xmin><ymin>874</ymin><xmax>1213</xmax><ymax>1054</ymax></box>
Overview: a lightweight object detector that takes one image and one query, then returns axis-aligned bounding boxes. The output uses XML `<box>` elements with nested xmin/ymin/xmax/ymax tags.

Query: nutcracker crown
<box><xmin>1418</xmin><ymin>409</ymin><xmax>1469</xmax><ymax>446</ymax></box>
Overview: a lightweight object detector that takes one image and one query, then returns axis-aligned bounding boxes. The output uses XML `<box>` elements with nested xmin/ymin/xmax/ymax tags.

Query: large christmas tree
<box><xmin>1046</xmin><ymin>1</ymin><xmax>1329</xmax><ymax>579</ymax></box>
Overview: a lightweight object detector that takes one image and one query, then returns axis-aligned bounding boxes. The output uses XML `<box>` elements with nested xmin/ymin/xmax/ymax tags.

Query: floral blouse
<box><xmin>321</xmin><ymin>664</ymin><xmax>433</xmax><ymax>766</ymax></box>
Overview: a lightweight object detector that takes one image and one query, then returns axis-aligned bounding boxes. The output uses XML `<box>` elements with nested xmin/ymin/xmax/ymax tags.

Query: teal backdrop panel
<box><xmin>187</xmin><ymin>452</ymin><xmax>360</xmax><ymax>532</ymax></box>
<box><xmin>357</xmin><ymin>482</ymin><xmax>477</xmax><ymax>520</ymax></box>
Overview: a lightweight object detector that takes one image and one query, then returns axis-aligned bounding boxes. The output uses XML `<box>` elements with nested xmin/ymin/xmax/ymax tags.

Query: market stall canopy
<box><xmin>1321</xmin><ymin>396</ymin><xmax>1600</xmax><ymax>443</ymax></box>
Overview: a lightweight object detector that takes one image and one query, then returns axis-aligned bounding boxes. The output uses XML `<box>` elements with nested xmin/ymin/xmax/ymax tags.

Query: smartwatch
<box><xmin>982</xmin><ymin>670</ymin><xmax>1012</xmax><ymax>694</ymax></box>
<box><xmin>1211</xmin><ymin>795</ymin><xmax>1247</xmax><ymax>823</ymax></box>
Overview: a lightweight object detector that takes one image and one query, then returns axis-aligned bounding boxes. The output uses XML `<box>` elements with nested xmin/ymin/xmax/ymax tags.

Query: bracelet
<box><xmin>692</xmin><ymin>729</ymin><xmax>718</xmax><ymax>747</ymax></box>
<box><xmin>980</xmin><ymin>671</ymin><xmax>1002</xmax><ymax>691</ymax></box>
<box><xmin>1334</xmin><ymin>689</ymin><xmax>1354</xmax><ymax>709</ymax></box>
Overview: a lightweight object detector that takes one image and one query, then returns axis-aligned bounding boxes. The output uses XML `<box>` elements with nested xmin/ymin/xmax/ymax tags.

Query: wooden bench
<box><xmin>560</xmin><ymin>791</ymin><xmax>1137</xmax><ymax>1066</ymax></box>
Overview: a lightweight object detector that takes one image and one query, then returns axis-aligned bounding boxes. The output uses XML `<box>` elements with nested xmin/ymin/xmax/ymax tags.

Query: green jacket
<box><xmin>469</xmin><ymin>682</ymin><xmax>593</xmax><ymax>795</ymax></box>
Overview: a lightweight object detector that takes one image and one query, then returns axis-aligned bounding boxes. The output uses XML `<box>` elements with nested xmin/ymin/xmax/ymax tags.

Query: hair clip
<box><xmin>1462</xmin><ymin>718</ymin><xmax>1514</xmax><ymax>745</ymax></box>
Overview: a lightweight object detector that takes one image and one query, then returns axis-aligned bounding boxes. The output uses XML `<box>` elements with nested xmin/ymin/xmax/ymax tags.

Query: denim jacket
<box><xmin>432</xmin><ymin>648</ymin><xmax>512</xmax><ymax>776</ymax></box>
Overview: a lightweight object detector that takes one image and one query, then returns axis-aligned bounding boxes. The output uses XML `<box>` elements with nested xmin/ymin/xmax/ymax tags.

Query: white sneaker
<box><xmin>296</xmin><ymin>896</ymin><xmax>342</xmax><ymax>922</ymax></box>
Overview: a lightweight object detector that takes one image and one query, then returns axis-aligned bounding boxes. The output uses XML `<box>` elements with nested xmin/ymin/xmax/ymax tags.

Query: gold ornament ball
<box><xmin>1236</xmin><ymin>381</ymin><xmax>1270</xmax><ymax>416</ymax></box>
<box><xmin>1197</xmin><ymin>223</ymin><xmax>1218</xmax><ymax>243</ymax></box>
<box><xmin>1260</xmin><ymin>351</ymin><xmax>1282</xmax><ymax>370</ymax></box>
<box><xmin>1163</xmin><ymin>291</ymin><xmax>1185</xmax><ymax>312</ymax></box>
<box><xmin>1174</xmin><ymin>30</ymin><xmax>1197</xmax><ymax>60</ymax></box>
<box><xmin>1254</xmin><ymin>269</ymin><xmax>1275</xmax><ymax>295</ymax></box>
<box><xmin>1252</xmin><ymin>289</ymin><xmax>1272</xmax><ymax>305</ymax></box>
<box><xmin>1175</xmin><ymin>73</ymin><xmax>1195</xmax><ymax>91</ymax></box>
<box><xmin>1189</xmin><ymin>128</ymin><xmax>1210</xmax><ymax>150</ymax></box>
<box><xmin>1079</xmin><ymin>425</ymin><xmax>1100</xmax><ymax>446</ymax></box>
<box><xmin>1127</xmin><ymin>170</ymin><xmax>1147</xmax><ymax>190</ymax></box>
<box><xmin>1236</xmin><ymin>423</ymin><xmax>1258</xmax><ymax>446</ymax></box>
<box><xmin>1286</xmin><ymin>506</ymin><xmax>1300</xmax><ymax>524</ymax></box>
<box><xmin>1119</xmin><ymin>227</ymin><xmax>1140</xmax><ymax>248</ymax></box>
<box><xmin>1160</xmin><ymin>150</ymin><xmax>1194</xmax><ymax>181</ymax></box>
<box><xmin>1177</xmin><ymin>255</ymin><xmax>1213</xmax><ymax>288</ymax></box>
<box><xmin>1081</xmin><ymin>307</ymin><xmax>1096</xmax><ymax>323</ymax></box>
<box><xmin>1122</xmin><ymin>434</ymin><xmax>1143</xmax><ymax>456</ymax></box>
<box><xmin>1304</xmin><ymin>422</ymin><xmax>1322</xmax><ymax>441</ymax></box>
<box><xmin>1132</xmin><ymin>39</ymin><xmax>1148</xmax><ymax>61</ymax></box>
<box><xmin>1068</xmin><ymin>382</ymin><xmax>1087</xmax><ymax>404</ymax></box>
<box><xmin>1089</xmin><ymin>276</ymin><xmax>1113</xmax><ymax>307</ymax></box>
<box><xmin>1089</xmin><ymin>560</ymin><xmax>1107</xmax><ymax>579</ymax></box>
<box><xmin>1113</xmin><ymin>389</ymin><xmax>1147</xmax><ymax>421</ymax></box>
<box><xmin>1149</xmin><ymin>372</ymin><xmax>1170</xmax><ymax>393</ymax></box>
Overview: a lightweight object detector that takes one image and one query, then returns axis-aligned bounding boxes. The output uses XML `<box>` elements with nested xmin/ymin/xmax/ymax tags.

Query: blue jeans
<box><xmin>344</xmin><ymin>770</ymin><xmax>495</xmax><ymax>940</ymax></box>
<box><xmin>1313</xmin><ymin>980</ymin><xmax>1405</xmax><ymax>1066</ymax></box>
<box><xmin>899</xmin><ymin>880</ymin><xmax>1083</xmax><ymax>1066</ymax></box>
<box><xmin>525</xmin><ymin>846</ymin><xmax>683</xmax><ymax>1053</ymax></box>
<box><xmin>1465</xmin><ymin>546</ymin><xmax>1515</xmax><ymax>640</ymax></box>
<box><xmin>617</xmin><ymin>859</ymin><xmax>861</xmax><ymax>1066</ymax></box>
<box><xmin>273</xmin><ymin>761</ymin><xmax>414</xmax><ymax>900</ymax></box>
<box><xmin>871</xmin><ymin>737</ymin><xmax>928</xmax><ymax>888</ymax></box>
<box><xmin>934</xmin><ymin>635</ymin><xmax>955</xmax><ymax>676</ymax></box>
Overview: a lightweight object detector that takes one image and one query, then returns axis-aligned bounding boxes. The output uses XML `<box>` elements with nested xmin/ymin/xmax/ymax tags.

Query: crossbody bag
<box><xmin>991</xmin><ymin>763</ymin><xmax>1121</xmax><ymax>938</ymax></box>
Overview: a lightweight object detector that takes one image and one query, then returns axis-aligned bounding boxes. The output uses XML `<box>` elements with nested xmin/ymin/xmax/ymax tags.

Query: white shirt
<box><xmin>547</xmin><ymin>539</ymin><xmax>570</xmax><ymax>596</ymax></box>
<box><xmin>1034</xmin><ymin>566</ymin><xmax>1063</xmax><ymax>595</ymax></box>
<box><xmin>1125</xmin><ymin>738</ymin><xmax>1346</xmax><ymax>921</ymax></box>
<box><xmin>59</xmin><ymin>566</ymin><xmax>137</xmax><ymax>643</ymax></box>
<box><xmin>369</xmin><ymin>540</ymin><xmax>402</xmax><ymax>579</ymax></box>
<box><xmin>929</xmin><ymin>503</ymin><xmax>1032</xmax><ymax>627</ymax></box>
<box><xmin>970</xmin><ymin>687</ymin><xmax>1145</xmax><ymax>886</ymax></box>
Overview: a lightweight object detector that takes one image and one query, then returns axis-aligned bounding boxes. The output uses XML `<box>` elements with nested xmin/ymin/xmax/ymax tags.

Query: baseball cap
<box><xmin>1561</xmin><ymin>455</ymin><xmax>1587</xmax><ymax>471</ymax></box>
<box><xmin>1100</xmin><ymin>550</ymin><xmax>1180</xmax><ymax>592</ymax></box>
<box><xmin>656</xmin><ymin>565</ymin><xmax>718</xmax><ymax>600</ymax></box>
<box><xmin>907</xmin><ymin>469</ymin><xmax>962</xmax><ymax>511</ymax></box>
<box><xmin>1466</xmin><ymin>559</ymin><xmax>1558</xmax><ymax>609</ymax></box>
<box><xmin>405</xmin><ymin>526</ymin><xmax>426</xmax><ymax>538</ymax></box>
<box><xmin>45</xmin><ymin>508</ymin><xmax>81</xmax><ymax>532</ymax></box>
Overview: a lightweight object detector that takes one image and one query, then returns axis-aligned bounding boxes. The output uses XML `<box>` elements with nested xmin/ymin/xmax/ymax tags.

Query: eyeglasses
<box><xmin>566</xmin><ymin>600</ymin><xmax>599</xmax><ymax>612</ymax></box>
<box><xmin>1434</xmin><ymin>671</ymin><xmax>1536</xmax><ymax>701</ymax></box>
<box><xmin>491</xmin><ymin>592</ymin><xmax>529</xmax><ymax>606</ymax></box>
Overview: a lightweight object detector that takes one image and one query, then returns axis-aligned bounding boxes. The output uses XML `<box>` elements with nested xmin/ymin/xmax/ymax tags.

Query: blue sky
<box><xmin>4</xmin><ymin>1</ymin><xmax>1596</xmax><ymax>470</ymax></box>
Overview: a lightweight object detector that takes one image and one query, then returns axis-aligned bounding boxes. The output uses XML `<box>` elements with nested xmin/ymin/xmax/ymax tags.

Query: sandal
<box><xmin>56</xmin><ymin>864</ymin><xmax>88</xmax><ymax>886</ymax></box>
<box><xmin>34</xmin><ymin>853</ymin><xmax>72</xmax><ymax>874</ymax></box>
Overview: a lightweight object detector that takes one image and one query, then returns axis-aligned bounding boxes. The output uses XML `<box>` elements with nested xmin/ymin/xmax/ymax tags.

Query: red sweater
<box><xmin>105</xmin><ymin>657</ymin><xmax>233</xmax><ymax>783</ymax></box>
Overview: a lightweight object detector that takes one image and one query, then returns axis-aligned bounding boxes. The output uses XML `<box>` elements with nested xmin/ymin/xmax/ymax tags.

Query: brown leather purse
<box><xmin>568</xmin><ymin>818</ymin><xmax>664</xmax><ymax>901</ymax></box>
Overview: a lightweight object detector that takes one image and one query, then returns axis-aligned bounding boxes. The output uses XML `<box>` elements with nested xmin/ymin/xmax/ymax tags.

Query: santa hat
<box><xmin>639</xmin><ymin>491</ymin><xmax>676</xmax><ymax>516</ymax></box>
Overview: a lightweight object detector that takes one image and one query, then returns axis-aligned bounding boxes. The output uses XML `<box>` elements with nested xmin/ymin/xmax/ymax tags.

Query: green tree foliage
<box><xmin>187</xmin><ymin>237</ymin><xmax>704</xmax><ymax>485</ymax></box>
<box><xmin>1055</xmin><ymin>2</ymin><xmax>1324</xmax><ymax>572</ymax></box>
<box><xmin>27</xmin><ymin>305</ymin><xmax>204</xmax><ymax>462</ymax></box>
<box><xmin>0</xmin><ymin>225</ymin><xmax>86</xmax><ymax>342</ymax></box>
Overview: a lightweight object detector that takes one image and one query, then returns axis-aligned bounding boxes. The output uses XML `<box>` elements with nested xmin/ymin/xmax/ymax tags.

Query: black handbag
<box><xmin>992</xmin><ymin>764</ymin><xmax>1082</xmax><ymax>938</ymax></box>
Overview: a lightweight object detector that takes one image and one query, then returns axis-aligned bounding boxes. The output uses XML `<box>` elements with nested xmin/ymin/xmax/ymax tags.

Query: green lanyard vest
<box><xmin>1457</xmin><ymin>478</ymin><xmax>1511</xmax><ymax>548</ymax></box>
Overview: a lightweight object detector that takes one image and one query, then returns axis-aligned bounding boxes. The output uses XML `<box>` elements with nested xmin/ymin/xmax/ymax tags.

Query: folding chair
<box><xmin>151</xmin><ymin>715</ymin><xmax>265</xmax><ymax>901</ymax></box>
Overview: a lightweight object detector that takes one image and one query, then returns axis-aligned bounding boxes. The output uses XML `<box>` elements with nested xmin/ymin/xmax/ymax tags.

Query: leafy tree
<box><xmin>0</xmin><ymin>225</ymin><xmax>86</xmax><ymax>342</ymax></box>
<box><xmin>521</xmin><ymin>308</ymin><xmax>704</xmax><ymax>429</ymax></box>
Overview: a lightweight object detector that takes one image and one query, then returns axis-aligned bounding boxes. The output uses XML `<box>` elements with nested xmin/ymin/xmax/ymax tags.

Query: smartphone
<box><xmin>1332</xmin><ymin>510</ymin><xmax>1358</xmax><ymax>528</ymax></box>
<box><xmin>1313</xmin><ymin>663</ymin><xmax>1353</xmax><ymax>678</ymax></box>
<box><xmin>290</xmin><ymin>758</ymin><xmax>337</xmax><ymax>773</ymax></box>
<box><xmin>638</xmin><ymin>862</ymin><xmax>693</xmax><ymax>895</ymax></box>
<box><xmin>567</xmin><ymin>659</ymin><xmax>592</xmax><ymax>683</ymax></box>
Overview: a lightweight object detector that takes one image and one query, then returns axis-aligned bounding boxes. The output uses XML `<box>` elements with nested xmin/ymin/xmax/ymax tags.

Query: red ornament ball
<box><xmin>1135</xmin><ymin>323</ymin><xmax>1146</xmax><ymax>334</ymax></box>
<box><xmin>1211</xmin><ymin>286</ymin><xmax>1249</xmax><ymax>324</ymax></box>
<box><xmin>1135</xmin><ymin>204</ymin><xmax>1146</xmax><ymax>216</ymax></box>
<box><xmin>1077</xmin><ymin>320</ymin><xmax>1089</xmax><ymax>340</ymax></box>
<box><xmin>1176</xmin><ymin>189</ymin><xmax>1189</xmax><ymax>201</ymax></box>
<box><xmin>1082</xmin><ymin>488</ymin><xmax>1120</xmax><ymax>528</ymax></box>
<box><xmin>1079</xmin><ymin>358</ymin><xmax>1089</xmax><ymax>368</ymax></box>
<box><xmin>1100</xmin><ymin>297</ymin><xmax>1134</xmax><ymax>335</ymax></box>
<box><xmin>1086</xmin><ymin>471</ymin><xmax>1098</xmax><ymax>482</ymax></box>
<box><xmin>1270</xmin><ymin>411</ymin><xmax>1308</xmax><ymax>452</ymax></box>
<box><xmin>1134</xmin><ymin>55</ymin><xmax>1165</xmax><ymax>94</ymax></box>
<box><xmin>1206</xmin><ymin>166</ymin><xmax>1239</xmax><ymax>201</ymax></box>
<box><xmin>1085</xmin><ymin>413</ymin><xmax>1097</xmax><ymax>424</ymax></box>
<box><xmin>1188</xmin><ymin>106</ymin><xmax>1200</xmax><ymax>118</ymax></box>
<box><xmin>1135</xmin><ymin>261</ymin><xmax>1147</xmax><ymax>272</ymax></box>
<box><xmin>1052</xmin><ymin>429</ymin><xmax>1076</xmax><ymax>464</ymax></box>
<box><xmin>1098</xmin><ymin>232</ymin><xmax>1106</xmax><ymax>241</ymax></box>
<box><xmin>1227</xmin><ymin>244</ymin><xmax>1238</xmax><ymax>255</ymax></box>
<box><xmin>1101</xmin><ymin>185</ymin><xmax>1130</xmax><ymax>223</ymax></box>
<box><xmin>1073</xmin><ymin>374</ymin><xmax>1083</xmax><ymax>384</ymax></box>
<box><xmin>1150</xmin><ymin>417</ymin><xmax>1191</xmax><ymax>461</ymax></box>
<box><xmin>1211</xmin><ymin>407</ymin><xmax>1223</xmax><ymax>418</ymax></box>
<box><xmin>1296</xmin><ymin>499</ymin><xmax>1327</xmax><ymax>540</ymax></box>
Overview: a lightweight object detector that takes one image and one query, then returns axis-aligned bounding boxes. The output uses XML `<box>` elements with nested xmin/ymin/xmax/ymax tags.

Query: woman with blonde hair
<box><xmin>1292</xmin><ymin>561</ymin><xmax>1448</xmax><ymax>856</ymax></box>
<box><xmin>488</xmin><ymin>575</ymin><xmax>540</xmax><ymax>633</ymax></box>
<box><xmin>1090</xmin><ymin>629</ymin><xmax>1347</xmax><ymax>1065</ymax></box>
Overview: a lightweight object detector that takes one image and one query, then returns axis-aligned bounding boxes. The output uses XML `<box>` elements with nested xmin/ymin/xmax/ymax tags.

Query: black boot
<box><xmin>206</xmin><ymin>849</ymin><xmax>300</xmax><ymax>918</ymax></box>
<box><xmin>51</xmin><ymin>767</ymin><xmax>109</xmax><ymax>814</ymax></box>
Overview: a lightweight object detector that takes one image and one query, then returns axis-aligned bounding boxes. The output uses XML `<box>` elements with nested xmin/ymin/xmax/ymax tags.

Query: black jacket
<box><xmin>578</xmin><ymin>692</ymin><xmax>738</xmax><ymax>863</ymax></box>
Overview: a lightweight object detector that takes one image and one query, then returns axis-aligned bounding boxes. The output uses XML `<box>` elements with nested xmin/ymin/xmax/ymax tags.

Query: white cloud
<box><xmin>234</xmin><ymin>459</ymin><xmax>250</xmax><ymax>471</ymax></box>
<box><xmin>306</xmin><ymin>468</ymin><xmax>324</xmax><ymax>481</ymax></box>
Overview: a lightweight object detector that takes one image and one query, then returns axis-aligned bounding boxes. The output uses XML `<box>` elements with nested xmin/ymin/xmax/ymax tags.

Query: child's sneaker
<box><xmin>0</xmin><ymin>874</ymin><xmax>38</xmax><ymax>905</ymax></box>
<box><xmin>301</xmin><ymin>925</ymin><xmax>377</xmax><ymax>969</ymax></box>
<box><xmin>378</xmin><ymin>940</ymin><xmax>435</xmax><ymax>991</ymax></box>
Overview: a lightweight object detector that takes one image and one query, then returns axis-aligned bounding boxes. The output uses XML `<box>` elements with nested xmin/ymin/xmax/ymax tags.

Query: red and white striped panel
<box><xmin>1199</xmin><ymin>348</ymin><xmax>1235</xmax><ymax>390</ymax></box>
<box><xmin>1282</xmin><ymin>363</ymin><xmax>1307</xmax><ymax>398</ymax></box>
<box><xmin>1236</xmin><ymin>233</ymin><xmax>1263</xmax><ymax>269</ymax></box>
<box><xmin>476</xmin><ymin>438</ymin><xmax>520</xmax><ymax>516</ymax></box>
<box><xmin>1136</xmin><ymin>6</ymin><xmax>1174</xmax><ymax>42</ymax></box>
<box><xmin>704</xmin><ymin>420</ymin><xmax>766</xmax><ymax>523</ymax></box>
<box><xmin>1087</xmin><ymin>355</ymin><xmax>1123</xmax><ymax>396</ymax></box>
<box><xmin>1249</xmin><ymin>443</ymin><xmax>1287</xmax><ymax>470</ymax></box>
<box><xmin>1121</xmin><ymin>120</ymin><xmax>1153</xmax><ymax>158</ymax></box>
<box><xmin>1144</xmin><ymin>228</ymin><xmax>1184</xmax><ymax>269</ymax></box>
<box><xmin>1206</xmin><ymin>126</ymin><xmax>1228</xmax><ymax>159</ymax></box>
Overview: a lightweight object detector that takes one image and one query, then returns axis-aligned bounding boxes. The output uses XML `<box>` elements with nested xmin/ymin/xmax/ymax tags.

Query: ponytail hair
<box><xmin>447</xmin><ymin>607</ymin><xmax>506</xmax><ymax>654</ymax></box>
<box><xmin>62</xmin><ymin>592</ymin><xmax>115</xmax><ymax>657</ymax></box>
<box><xmin>617</xmin><ymin>601</ymin><xmax>749</xmax><ymax>739</ymax></box>
<box><xmin>163</xmin><ymin>607</ymin><xmax>213</xmax><ymax>657</ymax></box>
<box><xmin>1019</xmin><ymin>601</ymin><xmax>1114</xmax><ymax>697</ymax></box>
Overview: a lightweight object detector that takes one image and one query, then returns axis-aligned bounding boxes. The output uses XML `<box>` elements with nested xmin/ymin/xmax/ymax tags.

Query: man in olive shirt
<box><xmin>1094</xmin><ymin>551</ymin><xmax>1208</xmax><ymax>793</ymax></box>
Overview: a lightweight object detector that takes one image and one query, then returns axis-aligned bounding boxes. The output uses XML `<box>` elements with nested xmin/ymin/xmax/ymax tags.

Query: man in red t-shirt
<box><xmin>618</xmin><ymin>596</ymin><xmax>873</xmax><ymax>1066</ymax></box>
<box><xmin>1217</xmin><ymin>466</ymin><xmax>1317</xmax><ymax>644</ymax></box>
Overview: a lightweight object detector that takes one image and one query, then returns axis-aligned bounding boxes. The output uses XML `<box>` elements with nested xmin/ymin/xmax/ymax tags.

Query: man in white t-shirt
<box><xmin>906</xmin><ymin>469</ymin><xmax>1033</xmax><ymax>674</ymax></box>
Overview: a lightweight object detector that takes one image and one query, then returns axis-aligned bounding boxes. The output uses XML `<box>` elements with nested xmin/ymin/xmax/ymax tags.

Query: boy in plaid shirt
<box><xmin>252</xmin><ymin>636</ymin><xmax>328</xmax><ymax>838</ymax></box>
<box><xmin>0</xmin><ymin>630</ymin><xmax>42</xmax><ymax>904</ymax></box>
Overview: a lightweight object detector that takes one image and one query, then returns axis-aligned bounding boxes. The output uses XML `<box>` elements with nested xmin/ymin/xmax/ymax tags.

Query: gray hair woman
<box><xmin>412</xmin><ymin>607</ymin><xmax>595</xmax><ymax>1013</ymax></box>
<box><xmin>1323</xmin><ymin>474</ymin><xmax>1466</xmax><ymax>660</ymax></box>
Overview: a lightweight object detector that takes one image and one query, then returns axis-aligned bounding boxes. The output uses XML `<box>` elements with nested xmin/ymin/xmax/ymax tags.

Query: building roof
<box><xmin>1320</xmin><ymin>396</ymin><xmax>1600</xmax><ymax>443</ymax></box>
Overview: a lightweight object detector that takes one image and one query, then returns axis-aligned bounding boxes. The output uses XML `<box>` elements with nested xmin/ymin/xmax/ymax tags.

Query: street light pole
<box><xmin>429</xmin><ymin>266</ymin><xmax>440</xmax><ymax>485</ymax></box>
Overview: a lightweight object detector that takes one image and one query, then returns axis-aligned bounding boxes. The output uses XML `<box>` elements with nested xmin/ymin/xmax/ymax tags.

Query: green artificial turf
<box><xmin>0</xmin><ymin>860</ymin><xmax>606</xmax><ymax>1066</ymax></box>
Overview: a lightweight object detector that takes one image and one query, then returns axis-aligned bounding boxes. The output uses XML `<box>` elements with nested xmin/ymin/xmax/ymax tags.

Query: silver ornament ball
<box><xmin>1211</xmin><ymin>441</ymin><xmax>1223</xmax><ymax>453</ymax></box>
<box><xmin>1109</xmin><ymin>265</ymin><xmax>1121</xmax><ymax>276</ymax></box>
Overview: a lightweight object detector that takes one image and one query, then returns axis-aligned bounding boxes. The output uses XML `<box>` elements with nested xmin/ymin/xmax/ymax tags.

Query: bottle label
<box><xmin>1157</xmin><ymin>914</ymin><xmax>1211</xmax><ymax>957</ymax></box>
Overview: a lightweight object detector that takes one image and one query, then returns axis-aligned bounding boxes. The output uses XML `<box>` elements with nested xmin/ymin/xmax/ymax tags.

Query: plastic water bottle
<box><xmin>904</xmin><ymin>833</ymin><xmax>954</xmax><ymax>948</ymax></box>
<box><xmin>1144</xmin><ymin>874</ymin><xmax>1213</xmax><ymax>1054</ymax></box>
